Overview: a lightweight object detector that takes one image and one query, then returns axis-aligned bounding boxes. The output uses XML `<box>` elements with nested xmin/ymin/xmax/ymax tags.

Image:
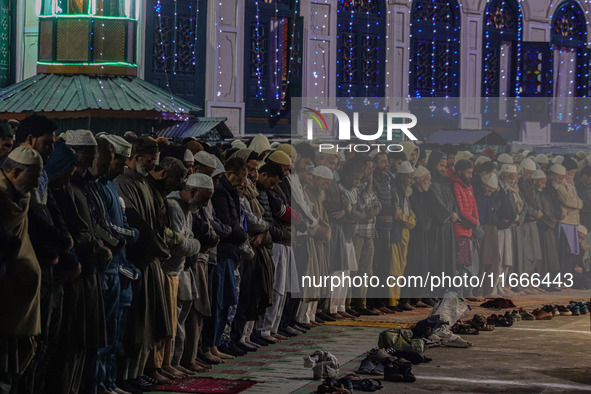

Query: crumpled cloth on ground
<box><xmin>303</xmin><ymin>350</ymin><xmax>340</xmax><ymax>380</ymax></box>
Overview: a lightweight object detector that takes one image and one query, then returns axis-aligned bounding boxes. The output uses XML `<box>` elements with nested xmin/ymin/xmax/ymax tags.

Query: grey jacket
<box><xmin>163</xmin><ymin>191</ymin><xmax>201</xmax><ymax>276</ymax></box>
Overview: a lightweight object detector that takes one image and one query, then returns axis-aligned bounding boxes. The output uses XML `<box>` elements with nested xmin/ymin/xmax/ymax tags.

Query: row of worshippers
<box><xmin>2</xmin><ymin>114</ymin><xmax>591</xmax><ymax>394</ymax></box>
<box><xmin>0</xmin><ymin>119</ymin><xmax>395</xmax><ymax>394</ymax></box>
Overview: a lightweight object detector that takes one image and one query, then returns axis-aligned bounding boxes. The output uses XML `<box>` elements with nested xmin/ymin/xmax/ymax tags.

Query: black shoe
<box><xmin>397</xmin><ymin>359</ymin><xmax>416</xmax><ymax>382</ymax></box>
<box><xmin>346</xmin><ymin>308</ymin><xmax>361</xmax><ymax>317</ymax></box>
<box><xmin>278</xmin><ymin>328</ymin><xmax>296</xmax><ymax>337</ymax></box>
<box><xmin>197</xmin><ymin>351</ymin><xmax>221</xmax><ymax>364</ymax></box>
<box><xmin>249</xmin><ymin>335</ymin><xmax>269</xmax><ymax>347</ymax></box>
<box><xmin>355</xmin><ymin>308</ymin><xmax>379</xmax><ymax>316</ymax></box>
<box><xmin>290</xmin><ymin>325</ymin><xmax>307</xmax><ymax>334</ymax></box>
<box><xmin>384</xmin><ymin>361</ymin><xmax>403</xmax><ymax>382</ymax></box>
<box><xmin>117</xmin><ymin>380</ymin><xmax>144</xmax><ymax>394</ymax></box>
<box><xmin>224</xmin><ymin>342</ymin><xmax>247</xmax><ymax>357</ymax></box>
<box><xmin>236</xmin><ymin>341</ymin><xmax>257</xmax><ymax>352</ymax></box>
<box><xmin>128</xmin><ymin>377</ymin><xmax>157</xmax><ymax>391</ymax></box>
<box><xmin>316</xmin><ymin>312</ymin><xmax>336</xmax><ymax>322</ymax></box>
<box><xmin>293</xmin><ymin>323</ymin><xmax>310</xmax><ymax>331</ymax></box>
<box><xmin>253</xmin><ymin>332</ymin><xmax>276</xmax><ymax>345</ymax></box>
<box><xmin>315</xmin><ymin>317</ymin><xmax>326</xmax><ymax>324</ymax></box>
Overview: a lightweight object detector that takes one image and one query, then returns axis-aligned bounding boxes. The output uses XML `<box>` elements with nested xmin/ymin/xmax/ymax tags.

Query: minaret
<box><xmin>36</xmin><ymin>0</ymin><xmax>137</xmax><ymax>76</ymax></box>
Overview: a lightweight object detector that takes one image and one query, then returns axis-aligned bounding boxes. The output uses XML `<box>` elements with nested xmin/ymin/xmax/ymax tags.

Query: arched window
<box><xmin>409</xmin><ymin>0</ymin><xmax>461</xmax><ymax>97</ymax></box>
<box><xmin>482</xmin><ymin>0</ymin><xmax>521</xmax><ymax>97</ymax></box>
<box><xmin>551</xmin><ymin>0</ymin><xmax>588</xmax><ymax>97</ymax></box>
<box><xmin>143</xmin><ymin>0</ymin><xmax>207</xmax><ymax>108</ymax></box>
<box><xmin>244</xmin><ymin>0</ymin><xmax>302</xmax><ymax>134</ymax></box>
<box><xmin>336</xmin><ymin>0</ymin><xmax>386</xmax><ymax>97</ymax></box>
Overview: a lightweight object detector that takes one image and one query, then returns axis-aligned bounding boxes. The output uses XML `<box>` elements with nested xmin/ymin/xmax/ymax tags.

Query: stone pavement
<box><xmin>149</xmin><ymin>291</ymin><xmax>591</xmax><ymax>393</ymax></box>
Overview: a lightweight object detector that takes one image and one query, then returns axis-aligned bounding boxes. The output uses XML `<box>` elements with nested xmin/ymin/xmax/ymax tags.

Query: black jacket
<box><xmin>211</xmin><ymin>176</ymin><xmax>248</xmax><ymax>260</ymax></box>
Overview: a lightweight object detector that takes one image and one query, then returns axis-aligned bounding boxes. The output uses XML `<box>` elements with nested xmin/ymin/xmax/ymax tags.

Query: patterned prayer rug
<box><xmin>153</xmin><ymin>377</ymin><xmax>258</xmax><ymax>393</ymax></box>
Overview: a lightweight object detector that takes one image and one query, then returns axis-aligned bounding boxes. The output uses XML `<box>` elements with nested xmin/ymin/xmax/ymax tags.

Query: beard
<box><xmin>136</xmin><ymin>161</ymin><xmax>148</xmax><ymax>176</ymax></box>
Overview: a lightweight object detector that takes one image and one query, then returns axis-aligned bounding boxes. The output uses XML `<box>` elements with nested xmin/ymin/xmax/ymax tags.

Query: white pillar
<box><xmin>205</xmin><ymin>0</ymin><xmax>245</xmax><ymax>136</ymax></box>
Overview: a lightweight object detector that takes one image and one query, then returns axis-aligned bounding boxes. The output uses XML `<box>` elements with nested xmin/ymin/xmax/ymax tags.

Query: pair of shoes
<box><xmin>532</xmin><ymin>308</ymin><xmax>553</xmax><ymax>320</ymax></box>
<box><xmin>290</xmin><ymin>325</ymin><xmax>308</xmax><ymax>334</ymax></box>
<box><xmin>278</xmin><ymin>328</ymin><xmax>297</xmax><ymax>337</ymax></box>
<box><xmin>451</xmin><ymin>322</ymin><xmax>479</xmax><ymax>335</ymax></box>
<box><xmin>542</xmin><ymin>305</ymin><xmax>558</xmax><ymax>316</ymax></box>
<box><xmin>384</xmin><ymin>358</ymin><xmax>416</xmax><ymax>383</ymax></box>
<box><xmin>316</xmin><ymin>312</ymin><xmax>336</xmax><ymax>322</ymax></box>
<box><xmin>346</xmin><ymin>308</ymin><xmax>361</xmax><ymax>317</ymax></box>
<box><xmin>117</xmin><ymin>380</ymin><xmax>144</xmax><ymax>394</ymax></box>
<box><xmin>224</xmin><ymin>342</ymin><xmax>247</xmax><ymax>357</ymax></box>
<box><xmin>557</xmin><ymin>305</ymin><xmax>572</xmax><ymax>316</ymax></box>
<box><xmin>354</xmin><ymin>308</ymin><xmax>379</xmax><ymax>316</ymax></box>
<box><xmin>489</xmin><ymin>314</ymin><xmax>513</xmax><ymax>327</ymax></box>
<box><xmin>398</xmin><ymin>303</ymin><xmax>415</xmax><ymax>311</ymax></box>
<box><xmin>518</xmin><ymin>308</ymin><xmax>535</xmax><ymax>321</ymax></box>
<box><xmin>248</xmin><ymin>334</ymin><xmax>270</xmax><ymax>347</ymax></box>
<box><xmin>236</xmin><ymin>341</ymin><xmax>257</xmax><ymax>352</ymax></box>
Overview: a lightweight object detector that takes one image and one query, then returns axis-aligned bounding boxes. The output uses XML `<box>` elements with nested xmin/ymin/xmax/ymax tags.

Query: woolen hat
<box><xmin>184</xmin><ymin>149</ymin><xmax>194</xmax><ymax>163</ymax></box>
<box><xmin>550</xmin><ymin>164</ymin><xmax>566</xmax><ymax>176</ymax></box>
<box><xmin>65</xmin><ymin>129</ymin><xmax>97</xmax><ymax>146</ymax></box>
<box><xmin>481</xmin><ymin>172</ymin><xmax>498</xmax><ymax>189</ymax></box>
<box><xmin>44</xmin><ymin>142</ymin><xmax>79</xmax><ymax>181</ymax></box>
<box><xmin>414</xmin><ymin>166</ymin><xmax>430</xmax><ymax>178</ymax></box>
<box><xmin>7</xmin><ymin>146</ymin><xmax>42</xmax><ymax>166</ymax></box>
<box><xmin>475</xmin><ymin>156</ymin><xmax>491</xmax><ymax>167</ymax></box>
<box><xmin>520</xmin><ymin>158</ymin><xmax>536</xmax><ymax>172</ymax></box>
<box><xmin>186</xmin><ymin>173</ymin><xmax>214</xmax><ymax>189</ymax></box>
<box><xmin>397</xmin><ymin>161</ymin><xmax>415</xmax><ymax>174</ymax></box>
<box><xmin>212</xmin><ymin>155</ymin><xmax>226</xmax><ymax>177</ymax></box>
<box><xmin>312</xmin><ymin>165</ymin><xmax>333</xmax><ymax>180</ymax></box>
<box><xmin>500</xmin><ymin>164</ymin><xmax>517</xmax><ymax>174</ymax></box>
<box><xmin>267</xmin><ymin>151</ymin><xmax>292</xmax><ymax>166</ymax></box>
<box><xmin>194</xmin><ymin>151</ymin><xmax>217</xmax><ymax>169</ymax></box>
<box><xmin>497</xmin><ymin>153</ymin><xmax>513</xmax><ymax>165</ymax></box>
<box><xmin>101</xmin><ymin>134</ymin><xmax>132</xmax><ymax>158</ymax></box>
<box><xmin>531</xmin><ymin>170</ymin><xmax>547</xmax><ymax>180</ymax></box>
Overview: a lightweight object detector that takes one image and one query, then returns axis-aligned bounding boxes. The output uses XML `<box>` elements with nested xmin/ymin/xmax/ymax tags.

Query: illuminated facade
<box><xmin>3</xmin><ymin>0</ymin><xmax>591</xmax><ymax>144</ymax></box>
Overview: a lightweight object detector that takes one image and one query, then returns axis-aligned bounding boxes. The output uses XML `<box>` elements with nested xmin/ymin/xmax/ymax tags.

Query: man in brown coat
<box><xmin>0</xmin><ymin>147</ymin><xmax>43</xmax><ymax>393</ymax></box>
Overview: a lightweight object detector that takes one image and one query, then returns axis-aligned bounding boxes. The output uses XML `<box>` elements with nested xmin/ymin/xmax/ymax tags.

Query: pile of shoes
<box><xmin>553</xmin><ymin>301</ymin><xmax>590</xmax><ymax>316</ymax></box>
<box><xmin>356</xmin><ymin>347</ymin><xmax>428</xmax><ymax>384</ymax></box>
<box><xmin>317</xmin><ymin>374</ymin><xmax>384</xmax><ymax>393</ymax></box>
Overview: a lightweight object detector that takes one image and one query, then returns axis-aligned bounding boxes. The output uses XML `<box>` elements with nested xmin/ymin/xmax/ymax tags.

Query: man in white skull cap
<box><xmin>165</xmin><ymin>174</ymin><xmax>214</xmax><ymax>376</ymax></box>
<box><xmin>0</xmin><ymin>147</ymin><xmax>44</xmax><ymax>393</ymax></box>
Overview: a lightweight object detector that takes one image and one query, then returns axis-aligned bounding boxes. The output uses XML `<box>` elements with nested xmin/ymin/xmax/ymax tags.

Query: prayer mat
<box><xmin>324</xmin><ymin>320</ymin><xmax>416</xmax><ymax>329</ymax></box>
<box><xmin>152</xmin><ymin>377</ymin><xmax>258</xmax><ymax>393</ymax></box>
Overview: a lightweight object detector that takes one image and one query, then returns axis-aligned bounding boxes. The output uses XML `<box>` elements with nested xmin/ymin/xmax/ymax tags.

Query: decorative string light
<box><xmin>250</xmin><ymin>0</ymin><xmax>300</xmax><ymax>117</ymax></box>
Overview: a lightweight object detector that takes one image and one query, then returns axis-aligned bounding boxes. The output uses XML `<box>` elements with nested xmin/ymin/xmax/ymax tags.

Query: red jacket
<box><xmin>449</xmin><ymin>174</ymin><xmax>479</xmax><ymax>238</ymax></box>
